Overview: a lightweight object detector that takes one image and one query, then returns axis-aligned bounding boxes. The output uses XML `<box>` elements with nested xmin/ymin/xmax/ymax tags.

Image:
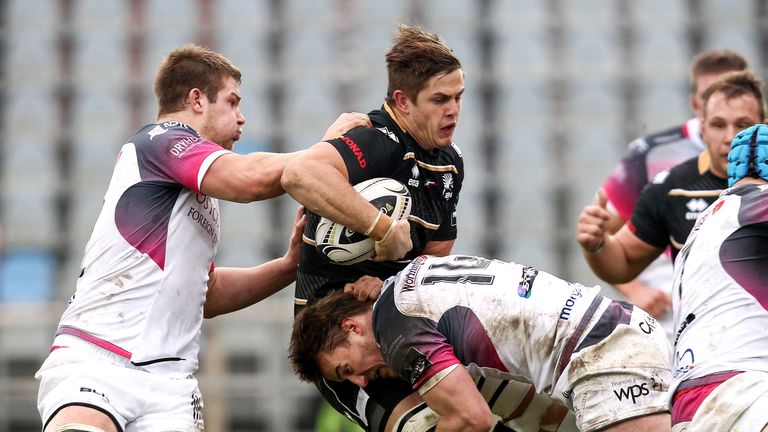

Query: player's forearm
<box><xmin>582</xmin><ymin>235</ymin><xmax>639</xmax><ymax>284</ymax></box>
<box><xmin>203</xmin><ymin>259</ymin><xmax>297</xmax><ymax>318</ymax></box>
<box><xmin>282</xmin><ymin>158</ymin><xmax>385</xmax><ymax>236</ymax></box>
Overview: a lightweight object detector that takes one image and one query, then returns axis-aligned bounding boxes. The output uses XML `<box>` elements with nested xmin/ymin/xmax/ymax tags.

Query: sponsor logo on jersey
<box><xmin>341</xmin><ymin>136</ymin><xmax>367</xmax><ymax>168</ymax></box>
<box><xmin>614</xmin><ymin>383</ymin><xmax>650</xmax><ymax>403</ymax></box>
<box><xmin>401</xmin><ymin>255</ymin><xmax>427</xmax><ymax>292</ymax></box>
<box><xmin>517</xmin><ymin>266</ymin><xmax>538</xmax><ymax>298</ymax></box>
<box><xmin>685</xmin><ymin>198</ymin><xmax>709</xmax><ymax>220</ymax></box>
<box><xmin>442</xmin><ymin>173</ymin><xmax>454</xmax><ymax>200</ymax></box>
<box><xmin>188</xmin><ymin>194</ymin><xmax>220</xmax><ymax>245</ymax></box>
<box><xmin>639</xmin><ymin>314</ymin><xmax>657</xmax><ymax>334</ymax></box>
<box><xmin>559</xmin><ymin>286</ymin><xmax>583</xmax><ymax>320</ymax></box>
<box><xmin>376</xmin><ymin>126</ymin><xmax>399</xmax><ymax>143</ymax></box>
<box><xmin>170</xmin><ymin>135</ymin><xmax>201</xmax><ymax>157</ymax></box>
<box><xmin>403</xmin><ymin>347</ymin><xmax>433</xmax><ymax>386</ymax></box>
<box><xmin>80</xmin><ymin>386</ymin><xmax>109</xmax><ymax>403</ymax></box>
<box><xmin>192</xmin><ymin>393</ymin><xmax>203</xmax><ymax>422</ymax></box>
<box><xmin>674</xmin><ymin>348</ymin><xmax>695</xmax><ymax>376</ymax></box>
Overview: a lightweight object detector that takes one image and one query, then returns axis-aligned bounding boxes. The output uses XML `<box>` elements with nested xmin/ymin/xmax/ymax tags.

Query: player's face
<box><xmin>401</xmin><ymin>69</ymin><xmax>464</xmax><ymax>152</ymax></box>
<box><xmin>318</xmin><ymin>332</ymin><xmax>397</xmax><ymax>388</ymax></box>
<box><xmin>701</xmin><ymin>91</ymin><xmax>762</xmax><ymax>178</ymax></box>
<box><xmin>200</xmin><ymin>76</ymin><xmax>245</xmax><ymax>150</ymax></box>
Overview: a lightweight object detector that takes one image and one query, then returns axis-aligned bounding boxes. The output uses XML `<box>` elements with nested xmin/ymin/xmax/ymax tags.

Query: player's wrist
<box><xmin>370</xmin><ymin>214</ymin><xmax>393</xmax><ymax>242</ymax></box>
<box><xmin>583</xmin><ymin>237</ymin><xmax>605</xmax><ymax>254</ymax></box>
<box><xmin>374</xmin><ymin>216</ymin><xmax>398</xmax><ymax>244</ymax></box>
<box><xmin>363</xmin><ymin>210</ymin><xmax>384</xmax><ymax>236</ymax></box>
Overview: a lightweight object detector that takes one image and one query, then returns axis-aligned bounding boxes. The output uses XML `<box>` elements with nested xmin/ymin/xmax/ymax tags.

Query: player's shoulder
<box><xmin>648</xmin><ymin>156</ymin><xmax>700</xmax><ymax>192</ymax></box>
<box><xmin>644</xmin><ymin>123</ymin><xmax>690</xmax><ymax>147</ymax></box>
<box><xmin>624</xmin><ymin>122</ymin><xmax>691</xmax><ymax>156</ymax></box>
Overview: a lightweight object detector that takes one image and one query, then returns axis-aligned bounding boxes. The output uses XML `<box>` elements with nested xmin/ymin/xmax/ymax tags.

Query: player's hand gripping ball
<box><xmin>315</xmin><ymin>178</ymin><xmax>411</xmax><ymax>265</ymax></box>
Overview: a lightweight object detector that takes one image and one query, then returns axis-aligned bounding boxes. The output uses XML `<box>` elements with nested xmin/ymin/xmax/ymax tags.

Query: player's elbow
<box><xmin>281</xmin><ymin>157</ymin><xmax>307</xmax><ymax>196</ymax></box>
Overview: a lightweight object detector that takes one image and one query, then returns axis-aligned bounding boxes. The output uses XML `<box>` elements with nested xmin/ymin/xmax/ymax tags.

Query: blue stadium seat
<box><xmin>0</xmin><ymin>250</ymin><xmax>55</xmax><ymax>303</ymax></box>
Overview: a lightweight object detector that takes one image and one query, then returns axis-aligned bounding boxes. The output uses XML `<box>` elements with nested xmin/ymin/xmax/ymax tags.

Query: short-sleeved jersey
<box><xmin>56</xmin><ymin>122</ymin><xmax>229</xmax><ymax>377</ymax></box>
<box><xmin>296</xmin><ymin>106</ymin><xmax>464</xmax><ymax>306</ymax></box>
<box><xmin>603</xmin><ymin>118</ymin><xmax>704</xmax><ymax>221</ymax></box>
<box><xmin>671</xmin><ymin>183</ymin><xmax>768</xmax><ymax>392</ymax></box>
<box><xmin>372</xmin><ymin>255</ymin><xmax>603</xmax><ymax>398</ymax></box>
<box><xmin>629</xmin><ymin>152</ymin><xmax>726</xmax><ymax>262</ymax></box>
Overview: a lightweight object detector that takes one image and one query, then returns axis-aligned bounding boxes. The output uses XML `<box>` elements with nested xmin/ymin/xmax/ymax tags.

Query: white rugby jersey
<box><xmin>373</xmin><ymin>255</ymin><xmax>606</xmax><ymax>398</ymax></box>
<box><xmin>671</xmin><ymin>183</ymin><xmax>768</xmax><ymax>391</ymax></box>
<box><xmin>602</xmin><ymin>118</ymin><xmax>705</xmax><ymax>336</ymax></box>
<box><xmin>56</xmin><ymin>122</ymin><xmax>230</xmax><ymax>377</ymax></box>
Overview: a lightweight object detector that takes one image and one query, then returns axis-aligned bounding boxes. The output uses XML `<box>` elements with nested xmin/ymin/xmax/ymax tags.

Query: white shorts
<box><xmin>672</xmin><ymin>371</ymin><xmax>768</xmax><ymax>431</ymax></box>
<box><xmin>556</xmin><ymin>300</ymin><xmax>673</xmax><ymax>432</ymax></box>
<box><xmin>36</xmin><ymin>335</ymin><xmax>204</xmax><ymax>432</ymax></box>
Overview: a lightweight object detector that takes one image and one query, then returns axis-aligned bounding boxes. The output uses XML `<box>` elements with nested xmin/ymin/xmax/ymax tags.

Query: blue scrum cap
<box><xmin>727</xmin><ymin>123</ymin><xmax>768</xmax><ymax>187</ymax></box>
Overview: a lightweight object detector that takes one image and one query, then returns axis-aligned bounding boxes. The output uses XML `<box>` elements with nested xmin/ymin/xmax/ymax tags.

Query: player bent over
<box><xmin>290</xmin><ymin>254</ymin><xmax>673</xmax><ymax>431</ymax></box>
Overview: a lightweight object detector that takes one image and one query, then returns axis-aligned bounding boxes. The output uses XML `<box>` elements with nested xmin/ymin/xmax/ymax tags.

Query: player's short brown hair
<box><xmin>289</xmin><ymin>291</ymin><xmax>373</xmax><ymax>383</ymax></box>
<box><xmin>153</xmin><ymin>44</ymin><xmax>242</xmax><ymax>117</ymax></box>
<box><xmin>701</xmin><ymin>70</ymin><xmax>766</xmax><ymax>120</ymax></box>
<box><xmin>690</xmin><ymin>49</ymin><xmax>748</xmax><ymax>93</ymax></box>
<box><xmin>384</xmin><ymin>24</ymin><xmax>462</xmax><ymax>105</ymax></box>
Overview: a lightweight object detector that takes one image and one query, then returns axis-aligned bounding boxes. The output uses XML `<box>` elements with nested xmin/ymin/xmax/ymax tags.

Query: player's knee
<box><xmin>391</xmin><ymin>402</ymin><xmax>440</xmax><ymax>432</ymax></box>
<box><xmin>52</xmin><ymin>423</ymin><xmax>108</xmax><ymax>432</ymax></box>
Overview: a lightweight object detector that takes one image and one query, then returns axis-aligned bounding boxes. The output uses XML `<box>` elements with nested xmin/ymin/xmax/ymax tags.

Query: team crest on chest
<box><xmin>442</xmin><ymin>173</ymin><xmax>454</xmax><ymax>200</ymax></box>
<box><xmin>409</xmin><ymin>164</ymin><xmax>420</xmax><ymax>187</ymax></box>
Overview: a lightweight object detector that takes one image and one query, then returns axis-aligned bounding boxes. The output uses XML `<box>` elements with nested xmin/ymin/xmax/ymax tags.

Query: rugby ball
<box><xmin>315</xmin><ymin>178</ymin><xmax>411</xmax><ymax>265</ymax></box>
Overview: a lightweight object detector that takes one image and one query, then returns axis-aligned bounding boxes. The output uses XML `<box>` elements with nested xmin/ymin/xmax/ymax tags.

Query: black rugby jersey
<box><xmin>295</xmin><ymin>106</ymin><xmax>464</xmax><ymax>309</ymax></box>
<box><xmin>629</xmin><ymin>152</ymin><xmax>726</xmax><ymax>261</ymax></box>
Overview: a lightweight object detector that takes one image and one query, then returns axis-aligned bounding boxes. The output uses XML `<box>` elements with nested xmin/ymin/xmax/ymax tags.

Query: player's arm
<box><xmin>203</xmin><ymin>206</ymin><xmax>305</xmax><ymax>318</ymax></box>
<box><xmin>422</xmin><ymin>239</ymin><xmax>454</xmax><ymax>257</ymax></box>
<box><xmin>581</xmin><ymin>223</ymin><xmax>663</xmax><ymax>284</ymax></box>
<box><xmin>604</xmin><ymin>204</ymin><xmax>672</xmax><ymax>318</ymax></box>
<box><xmin>201</xmin><ymin>113</ymin><xmax>370</xmax><ymax>203</ymax></box>
<box><xmin>577</xmin><ymin>188</ymin><xmax>663</xmax><ymax>283</ymax></box>
<box><xmin>420</xmin><ymin>366</ymin><xmax>494</xmax><ymax>432</ymax></box>
<box><xmin>281</xmin><ymin>141</ymin><xmax>411</xmax><ymax>260</ymax></box>
<box><xmin>201</xmin><ymin>151</ymin><xmax>301</xmax><ymax>202</ymax></box>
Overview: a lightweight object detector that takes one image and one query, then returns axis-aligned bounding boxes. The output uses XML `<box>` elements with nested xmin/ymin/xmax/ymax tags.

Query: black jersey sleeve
<box><xmin>629</xmin><ymin>181</ymin><xmax>671</xmax><ymax>248</ymax></box>
<box><xmin>327</xmin><ymin>127</ymin><xmax>405</xmax><ymax>184</ymax></box>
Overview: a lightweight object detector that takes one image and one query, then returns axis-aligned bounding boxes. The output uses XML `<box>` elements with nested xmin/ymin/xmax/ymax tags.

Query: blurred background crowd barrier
<box><xmin>1</xmin><ymin>0</ymin><xmax>766</xmax><ymax>430</ymax></box>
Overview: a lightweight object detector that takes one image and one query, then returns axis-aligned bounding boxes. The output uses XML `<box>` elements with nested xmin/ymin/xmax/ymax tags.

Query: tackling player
<box><xmin>34</xmin><ymin>44</ymin><xmax>368</xmax><ymax>432</ymax></box>
<box><xmin>290</xmin><ymin>254</ymin><xmax>673</xmax><ymax>432</ymax></box>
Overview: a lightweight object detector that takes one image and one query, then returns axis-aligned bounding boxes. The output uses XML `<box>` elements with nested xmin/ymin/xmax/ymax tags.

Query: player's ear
<box><xmin>392</xmin><ymin>90</ymin><xmax>410</xmax><ymax>114</ymax></box>
<box><xmin>187</xmin><ymin>88</ymin><xmax>205</xmax><ymax>113</ymax></box>
<box><xmin>341</xmin><ymin>317</ymin><xmax>362</xmax><ymax>335</ymax></box>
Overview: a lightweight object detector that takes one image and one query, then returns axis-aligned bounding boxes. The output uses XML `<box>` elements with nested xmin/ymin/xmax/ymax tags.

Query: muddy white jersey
<box><xmin>56</xmin><ymin>122</ymin><xmax>230</xmax><ymax>377</ymax></box>
<box><xmin>671</xmin><ymin>183</ymin><xmax>768</xmax><ymax>392</ymax></box>
<box><xmin>373</xmin><ymin>254</ymin><xmax>604</xmax><ymax>396</ymax></box>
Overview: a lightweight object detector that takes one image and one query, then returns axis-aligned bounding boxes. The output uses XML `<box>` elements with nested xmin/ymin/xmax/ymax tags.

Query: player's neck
<box><xmin>384</xmin><ymin>103</ymin><xmax>412</xmax><ymax>136</ymax></box>
<box><xmin>156</xmin><ymin>111</ymin><xmax>201</xmax><ymax>130</ymax></box>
